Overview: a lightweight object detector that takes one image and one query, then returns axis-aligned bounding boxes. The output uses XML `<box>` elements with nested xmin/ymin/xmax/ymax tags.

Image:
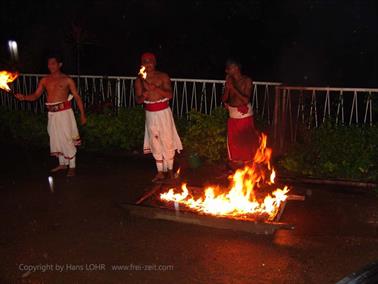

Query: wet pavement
<box><xmin>0</xmin><ymin>145</ymin><xmax>377</xmax><ymax>283</ymax></box>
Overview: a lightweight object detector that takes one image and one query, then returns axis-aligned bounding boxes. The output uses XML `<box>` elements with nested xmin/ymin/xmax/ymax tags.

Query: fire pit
<box><xmin>120</xmin><ymin>134</ymin><xmax>305</xmax><ymax>235</ymax></box>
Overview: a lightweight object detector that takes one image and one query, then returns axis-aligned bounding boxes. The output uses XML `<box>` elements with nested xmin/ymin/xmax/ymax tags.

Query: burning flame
<box><xmin>138</xmin><ymin>66</ymin><xmax>147</xmax><ymax>79</ymax></box>
<box><xmin>160</xmin><ymin>133</ymin><xmax>289</xmax><ymax>221</ymax></box>
<box><xmin>174</xmin><ymin>168</ymin><xmax>181</xmax><ymax>179</ymax></box>
<box><xmin>0</xmin><ymin>71</ymin><xmax>19</xmax><ymax>92</ymax></box>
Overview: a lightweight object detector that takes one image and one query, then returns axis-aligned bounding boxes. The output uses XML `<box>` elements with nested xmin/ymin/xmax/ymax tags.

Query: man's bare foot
<box><xmin>67</xmin><ymin>168</ymin><xmax>76</xmax><ymax>177</ymax></box>
<box><xmin>152</xmin><ymin>172</ymin><xmax>165</xmax><ymax>182</ymax></box>
<box><xmin>51</xmin><ymin>165</ymin><xmax>68</xmax><ymax>173</ymax></box>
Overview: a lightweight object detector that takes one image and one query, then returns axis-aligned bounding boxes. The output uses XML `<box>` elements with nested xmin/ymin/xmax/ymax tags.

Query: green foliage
<box><xmin>81</xmin><ymin>107</ymin><xmax>145</xmax><ymax>151</ymax></box>
<box><xmin>174</xmin><ymin>116</ymin><xmax>189</xmax><ymax>138</ymax></box>
<box><xmin>183</xmin><ymin>108</ymin><xmax>228</xmax><ymax>163</ymax></box>
<box><xmin>0</xmin><ymin>108</ymin><xmax>48</xmax><ymax>149</ymax></box>
<box><xmin>0</xmin><ymin>107</ymin><xmax>146</xmax><ymax>152</ymax></box>
<box><xmin>2</xmin><ymin>106</ymin><xmax>377</xmax><ymax>182</ymax></box>
<box><xmin>280</xmin><ymin>125</ymin><xmax>378</xmax><ymax>181</ymax></box>
<box><xmin>0</xmin><ymin>106</ymin><xmax>228</xmax><ymax>163</ymax></box>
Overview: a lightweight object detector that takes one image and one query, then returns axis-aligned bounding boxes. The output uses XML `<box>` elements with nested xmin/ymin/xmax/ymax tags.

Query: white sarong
<box><xmin>47</xmin><ymin>108</ymin><xmax>80</xmax><ymax>159</ymax></box>
<box><xmin>143</xmin><ymin>100</ymin><xmax>183</xmax><ymax>161</ymax></box>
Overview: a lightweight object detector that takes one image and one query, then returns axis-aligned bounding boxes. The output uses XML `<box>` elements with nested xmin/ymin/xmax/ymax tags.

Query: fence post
<box><xmin>116</xmin><ymin>78</ymin><xmax>121</xmax><ymax>109</ymax></box>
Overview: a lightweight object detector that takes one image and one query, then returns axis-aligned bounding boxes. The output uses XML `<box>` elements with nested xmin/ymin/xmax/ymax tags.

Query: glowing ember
<box><xmin>138</xmin><ymin>66</ymin><xmax>147</xmax><ymax>79</ymax></box>
<box><xmin>160</xmin><ymin>133</ymin><xmax>290</xmax><ymax>221</ymax></box>
<box><xmin>0</xmin><ymin>70</ymin><xmax>19</xmax><ymax>92</ymax></box>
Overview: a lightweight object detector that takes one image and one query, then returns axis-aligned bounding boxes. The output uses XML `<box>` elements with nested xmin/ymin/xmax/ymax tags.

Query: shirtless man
<box><xmin>222</xmin><ymin>59</ymin><xmax>259</xmax><ymax>169</ymax></box>
<box><xmin>135</xmin><ymin>52</ymin><xmax>182</xmax><ymax>182</ymax></box>
<box><xmin>15</xmin><ymin>54</ymin><xmax>86</xmax><ymax>176</ymax></box>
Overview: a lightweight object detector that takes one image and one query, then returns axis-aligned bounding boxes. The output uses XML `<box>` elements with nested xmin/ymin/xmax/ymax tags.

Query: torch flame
<box><xmin>160</xmin><ymin>133</ymin><xmax>289</xmax><ymax>221</ymax></box>
<box><xmin>174</xmin><ymin>168</ymin><xmax>181</xmax><ymax>179</ymax></box>
<box><xmin>0</xmin><ymin>71</ymin><xmax>19</xmax><ymax>92</ymax></box>
<box><xmin>138</xmin><ymin>66</ymin><xmax>147</xmax><ymax>79</ymax></box>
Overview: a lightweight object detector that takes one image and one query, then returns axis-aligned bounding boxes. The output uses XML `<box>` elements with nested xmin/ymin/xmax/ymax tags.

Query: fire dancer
<box><xmin>15</xmin><ymin>54</ymin><xmax>86</xmax><ymax>177</ymax></box>
<box><xmin>135</xmin><ymin>52</ymin><xmax>183</xmax><ymax>182</ymax></box>
<box><xmin>222</xmin><ymin>59</ymin><xmax>259</xmax><ymax>169</ymax></box>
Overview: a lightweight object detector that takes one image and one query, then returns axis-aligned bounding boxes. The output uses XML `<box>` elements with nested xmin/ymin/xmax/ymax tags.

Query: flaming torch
<box><xmin>0</xmin><ymin>70</ymin><xmax>19</xmax><ymax>94</ymax></box>
<box><xmin>138</xmin><ymin>66</ymin><xmax>147</xmax><ymax>80</ymax></box>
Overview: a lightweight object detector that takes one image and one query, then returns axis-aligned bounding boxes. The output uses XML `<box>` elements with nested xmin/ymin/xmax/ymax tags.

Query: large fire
<box><xmin>0</xmin><ymin>70</ymin><xmax>19</xmax><ymax>92</ymax></box>
<box><xmin>160</xmin><ymin>134</ymin><xmax>289</xmax><ymax>221</ymax></box>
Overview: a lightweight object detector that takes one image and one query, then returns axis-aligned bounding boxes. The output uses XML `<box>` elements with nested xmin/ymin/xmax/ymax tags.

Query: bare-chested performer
<box><xmin>135</xmin><ymin>52</ymin><xmax>182</xmax><ymax>182</ymax></box>
<box><xmin>222</xmin><ymin>59</ymin><xmax>259</xmax><ymax>169</ymax></box>
<box><xmin>15</xmin><ymin>54</ymin><xmax>86</xmax><ymax>177</ymax></box>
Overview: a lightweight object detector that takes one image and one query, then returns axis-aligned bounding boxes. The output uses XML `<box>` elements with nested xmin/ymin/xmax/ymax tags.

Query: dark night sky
<box><xmin>0</xmin><ymin>0</ymin><xmax>377</xmax><ymax>86</ymax></box>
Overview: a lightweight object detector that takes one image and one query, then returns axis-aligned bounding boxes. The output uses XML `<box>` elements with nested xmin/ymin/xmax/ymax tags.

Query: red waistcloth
<box><xmin>144</xmin><ymin>101</ymin><xmax>169</xmax><ymax>112</ymax></box>
<box><xmin>227</xmin><ymin>115</ymin><xmax>259</xmax><ymax>162</ymax></box>
<box><xmin>46</xmin><ymin>101</ymin><xmax>72</xmax><ymax>112</ymax></box>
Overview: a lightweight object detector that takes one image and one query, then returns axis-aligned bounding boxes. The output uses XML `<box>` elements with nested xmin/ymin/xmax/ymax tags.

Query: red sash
<box><xmin>46</xmin><ymin>101</ymin><xmax>72</xmax><ymax>112</ymax></box>
<box><xmin>144</xmin><ymin>101</ymin><xmax>169</xmax><ymax>112</ymax></box>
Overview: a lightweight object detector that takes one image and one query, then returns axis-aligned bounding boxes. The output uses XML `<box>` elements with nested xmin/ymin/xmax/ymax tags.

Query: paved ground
<box><xmin>0</xmin><ymin>144</ymin><xmax>377</xmax><ymax>284</ymax></box>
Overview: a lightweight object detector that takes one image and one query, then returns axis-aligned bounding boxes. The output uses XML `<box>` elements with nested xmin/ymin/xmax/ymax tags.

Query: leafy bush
<box><xmin>2</xmin><ymin>106</ymin><xmax>377</xmax><ymax>182</ymax></box>
<box><xmin>81</xmin><ymin>107</ymin><xmax>145</xmax><ymax>151</ymax></box>
<box><xmin>0</xmin><ymin>107</ymin><xmax>146</xmax><ymax>152</ymax></box>
<box><xmin>0</xmin><ymin>108</ymin><xmax>48</xmax><ymax>149</ymax></box>
<box><xmin>279</xmin><ymin>125</ymin><xmax>378</xmax><ymax>181</ymax></box>
<box><xmin>183</xmin><ymin>108</ymin><xmax>228</xmax><ymax>162</ymax></box>
<box><xmin>174</xmin><ymin>116</ymin><xmax>189</xmax><ymax>138</ymax></box>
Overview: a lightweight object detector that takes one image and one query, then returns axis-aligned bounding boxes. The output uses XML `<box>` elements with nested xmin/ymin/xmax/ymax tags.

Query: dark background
<box><xmin>0</xmin><ymin>0</ymin><xmax>377</xmax><ymax>86</ymax></box>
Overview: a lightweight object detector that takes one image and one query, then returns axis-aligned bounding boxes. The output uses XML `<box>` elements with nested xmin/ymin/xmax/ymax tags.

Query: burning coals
<box><xmin>160</xmin><ymin>134</ymin><xmax>289</xmax><ymax>221</ymax></box>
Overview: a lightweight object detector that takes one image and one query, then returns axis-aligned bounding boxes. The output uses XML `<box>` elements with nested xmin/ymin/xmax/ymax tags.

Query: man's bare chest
<box><xmin>45</xmin><ymin>80</ymin><xmax>69</xmax><ymax>92</ymax></box>
<box><xmin>147</xmin><ymin>76</ymin><xmax>164</xmax><ymax>87</ymax></box>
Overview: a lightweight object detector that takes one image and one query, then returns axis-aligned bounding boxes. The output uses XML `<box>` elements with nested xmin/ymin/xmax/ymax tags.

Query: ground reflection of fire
<box><xmin>160</xmin><ymin>134</ymin><xmax>290</xmax><ymax>221</ymax></box>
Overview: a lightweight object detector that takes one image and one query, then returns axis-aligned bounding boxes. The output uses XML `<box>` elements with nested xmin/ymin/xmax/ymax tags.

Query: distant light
<box><xmin>48</xmin><ymin>176</ymin><xmax>54</xmax><ymax>193</ymax></box>
<box><xmin>8</xmin><ymin>40</ymin><xmax>17</xmax><ymax>51</ymax></box>
<box><xmin>8</xmin><ymin>40</ymin><xmax>19</xmax><ymax>61</ymax></box>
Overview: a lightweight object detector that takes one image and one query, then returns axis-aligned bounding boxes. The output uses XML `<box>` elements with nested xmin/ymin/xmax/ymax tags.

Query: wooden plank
<box><xmin>287</xmin><ymin>194</ymin><xmax>306</xmax><ymax>201</ymax></box>
<box><xmin>135</xmin><ymin>179</ymin><xmax>183</xmax><ymax>205</ymax></box>
<box><xmin>120</xmin><ymin>203</ymin><xmax>294</xmax><ymax>235</ymax></box>
<box><xmin>281</xmin><ymin>176</ymin><xmax>378</xmax><ymax>189</ymax></box>
<box><xmin>135</xmin><ymin>184</ymin><xmax>162</xmax><ymax>205</ymax></box>
<box><xmin>275</xmin><ymin>201</ymin><xmax>287</xmax><ymax>222</ymax></box>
